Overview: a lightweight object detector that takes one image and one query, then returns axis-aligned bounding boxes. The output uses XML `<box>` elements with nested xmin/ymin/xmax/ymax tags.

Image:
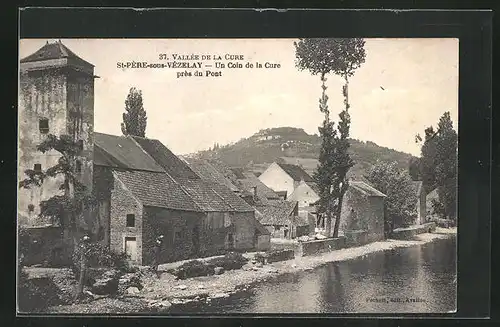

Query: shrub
<box><xmin>17</xmin><ymin>269</ymin><xmax>63</xmax><ymax>312</ymax></box>
<box><xmin>206</xmin><ymin>252</ymin><xmax>248</xmax><ymax>271</ymax></box>
<box><xmin>172</xmin><ymin>260</ymin><xmax>215</xmax><ymax>280</ymax></box>
<box><xmin>71</xmin><ymin>242</ymin><xmax>131</xmax><ymax>281</ymax></box>
<box><xmin>254</xmin><ymin>252</ymin><xmax>267</xmax><ymax>264</ymax></box>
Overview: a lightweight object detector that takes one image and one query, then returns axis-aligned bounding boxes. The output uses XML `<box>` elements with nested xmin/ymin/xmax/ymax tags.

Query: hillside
<box><xmin>189</xmin><ymin>127</ymin><xmax>415</xmax><ymax>179</ymax></box>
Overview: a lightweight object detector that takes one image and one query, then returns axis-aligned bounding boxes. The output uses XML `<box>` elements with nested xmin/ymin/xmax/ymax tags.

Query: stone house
<box><xmin>18</xmin><ymin>40</ymin><xmax>97</xmax><ymax>227</ymax></box>
<box><xmin>288</xmin><ymin>180</ymin><xmax>321</xmax><ymax>208</ymax></box>
<box><xmin>93</xmin><ymin>133</ymin><xmax>264</xmax><ymax>265</ymax></box>
<box><xmin>337</xmin><ymin>181</ymin><xmax>386</xmax><ymax>242</ymax></box>
<box><xmin>258</xmin><ymin>162</ymin><xmax>314</xmax><ymax>200</ymax></box>
<box><xmin>255</xmin><ymin>201</ymin><xmax>312</xmax><ymax>239</ymax></box>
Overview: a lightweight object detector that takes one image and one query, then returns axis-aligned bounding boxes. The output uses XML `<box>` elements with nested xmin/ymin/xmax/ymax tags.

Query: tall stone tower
<box><xmin>18</xmin><ymin>40</ymin><xmax>96</xmax><ymax>226</ymax></box>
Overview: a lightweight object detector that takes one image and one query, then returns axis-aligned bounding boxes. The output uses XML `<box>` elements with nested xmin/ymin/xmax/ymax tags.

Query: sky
<box><xmin>19</xmin><ymin>38</ymin><xmax>458</xmax><ymax>156</ymax></box>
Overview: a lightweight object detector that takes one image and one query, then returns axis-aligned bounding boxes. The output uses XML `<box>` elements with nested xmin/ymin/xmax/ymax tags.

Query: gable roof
<box><xmin>350</xmin><ymin>181</ymin><xmax>386</xmax><ymax>197</ymax></box>
<box><xmin>21</xmin><ymin>41</ymin><xmax>94</xmax><ymax>67</ymax></box>
<box><xmin>255</xmin><ymin>201</ymin><xmax>298</xmax><ymax>226</ymax></box>
<box><xmin>113</xmin><ymin>170</ymin><xmax>202</xmax><ymax>212</ymax></box>
<box><xmin>175</xmin><ymin>178</ymin><xmax>253</xmax><ymax>212</ymax></box>
<box><xmin>231</xmin><ymin>170</ymin><xmax>281</xmax><ymax>204</ymax></box>
<box><xmin>131</xmin><ymin>136</ymin><xmax>199</xmax><ymax>179</ymax></box>
<box><xmin>305</xmin><ymin>181</ymin><xmax>321</xmax><ymax>195</ymax></box>
<box><xmin>94</xmin><ymin>133</ymin><xmax>165</xmax><ymax>172</ymax></box>
<box><xmin>230</xmin><ymin>167</ymin><xmax>247</xmax><ymax>180</ymax></box>
<box><xmin>276</xmin><ymin>163</ymin><xmax>314</xmax><ymax>182</ymax></box>
<box><xmin>183</xmin><ymin>158</ymin><xmax>239</xmax><ymax>192</ymax></box>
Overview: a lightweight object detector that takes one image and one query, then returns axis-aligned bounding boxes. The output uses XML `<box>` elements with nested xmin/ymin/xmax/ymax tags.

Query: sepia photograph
<box><xmin>17</xmin><ymin>37</ymin><xmax>458</xmax><ymax>315</ymax></box>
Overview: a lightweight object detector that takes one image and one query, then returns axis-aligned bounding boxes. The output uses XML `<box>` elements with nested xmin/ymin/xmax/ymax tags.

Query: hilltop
<box><xmin>189</xmin><ymin>127</ymin><xmax>415</xmax><ymax>179</ymax></box>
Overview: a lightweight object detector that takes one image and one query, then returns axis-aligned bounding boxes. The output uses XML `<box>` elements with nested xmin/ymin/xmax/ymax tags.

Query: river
<box><xmin>166</xmin><ymin>236</ymin><xmax>456</xmax><ymax>314</ymax></box>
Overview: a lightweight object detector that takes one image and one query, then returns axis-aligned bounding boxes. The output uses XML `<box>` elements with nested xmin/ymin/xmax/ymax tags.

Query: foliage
<box><xmin>121</xmin><ymin>87</ymin><xmax>147</xmax><ymax>137</ymax></box>
<box><xmin>71</xmin><ymin>242</ymin><xmax>130</xmax><ymax>278</ymax></box>
<box><xmin>294</xmin><ymin>38</ymin><xmax>366</xmax><ymax>238</ymax></box>
<box><xmin>408</xmin><ymin>156</ymin><xmax>422</xmax><ymax>181</ymax></box>
<box><xmin>206</xmin><ymin>252</ymin><xmax>248</xmax><ymax>271</ymax></box>
<box><xmin>365</xmin><ymin>161</ymin><xmax>418</xmax><ymax>228</ymax></box>
<box><xmin>294</xmin><ymin>38</ymin><xmax>366</xmax><ymax>77</ymax></box>
<box><xmin>18</xmin><ymin>134</ymin><xmax>95</xmax><ymax>229</ymax></box>
<box><xmin>416</xmin><ymin>112</ymin><xmax>458</xmax><ymax>220</ymax></box>
<box><xmin>17</xmin><ymin>269</ymin><xmax>63</xmax><ymax>312</ymax></box>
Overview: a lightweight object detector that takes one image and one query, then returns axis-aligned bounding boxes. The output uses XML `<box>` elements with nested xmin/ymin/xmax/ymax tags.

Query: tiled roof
<box><xmin>113</xmin><ymin>170</ymin><xmax>202</xmax><ymax>212</ymax></box>
<box><xmin>350</xmin><ymin>181</ymin><xmax>386</xmax><ymax>197</ymax></box>
<box><xmin>230</xmin><ymin>167</ymin><xmax>247</xmax><ymax>180</ymax></box>
<box><xmin>276</xmin><ymin>163</ymin><xmax>314</xmax><ymax>182</ymax></box>
<box><xmin>235</xmin><ymin>173</ymin><xmax>281</xmax><ymax>204</ymax></box>
<box><xmin>255</xmin><ymin>201</ymin><xmax>298</xmax><ymax>226</ymax></box>
<box><xmin>176</xmin><ymin>178</ymin><xmax>254</xmax><ymax>212</ymax></box>
<box><xmin>183</xmin><ymin>158</ymin><xmax>239</xmax><ymax>191</ymax></box>
<box><xmin>132</xmin><ymin>136</ymin><xmax>200</xmax><ymax>179</ymax></box>
<box><xmin>20</xmin><ymin>41</ymin><xmax>94</xmax><ymax>67</ymax></box>
<box><xmin>292</xmin><ymin>214</ymin><xmax>311</xmax><ymax>227</ymax></box>
<box><xmin>94</xmin><ymin>133</ymin><xmax>165</xmax><ymax>172</ymax></box>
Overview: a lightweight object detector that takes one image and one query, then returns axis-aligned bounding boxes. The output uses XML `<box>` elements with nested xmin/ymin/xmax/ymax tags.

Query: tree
<box><xmin>365</xmin><ymin>161</ymin><xmax>418</xmax><ymax>229</ymax></box>
<box><xmin>294</xmin><ymin>38</ymin><xmax>366</xmax><ymax>238</ymax></box>
<box><xmin>121</xmin><ymin>87</ymin><xmax>147</xmax><ymax>137</ymax></box>
<box><xmin>416</xmin><ymin>112</ymin><xmax>458</xmax><ymax>220</ymax></box>
<box><xmin>18</xmin><ymin>134</ymin><xmax>96</xmax><ymax>299</ymax></box>
<box><xmin>408</xmin><ymin>156</ymin><xmax>422</xmax><ymax>181</ymax></box>
<box><xmin>435</xmin><ymin>112</ymin><xmax>458</xmax><ymax>220</ymax></box>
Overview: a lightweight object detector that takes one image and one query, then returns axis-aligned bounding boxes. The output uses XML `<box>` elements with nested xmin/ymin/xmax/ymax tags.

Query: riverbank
<box><xmin>47</xmin><ymin>229</ymin><xmax>456</xmax><ymax>313</ymax></box>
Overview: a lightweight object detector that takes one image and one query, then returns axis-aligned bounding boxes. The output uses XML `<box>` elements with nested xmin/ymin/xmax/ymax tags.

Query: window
<box><xmin>174</xmin><ymin>229</ymin><xmax>182</xmax><ymax>242</ymax></box>
<box><xmin>28</xmin><ymin>204</ymin><xmax>35</xmax><ymax>212</ymax></box>
<box><xmin>126</xmin><ymin>214</ymin><xmax>135</xmax><ymax>227</ymax></box>
<box><xmin>223</xmin><ymin>213</ymin><xmax>232</xmax><ymax>227</ymax></box>
<box><xmin>75</xmin><ymin>160</ymin><xmax>82</xmax><ymax>173</ymax></box>
<box><xmin>39</xmin><ymin>118</ymin><xmax>49</xmax><ymax>134</ymax></box>
<box><xmin>33</xmin><ymin>164</ymin><xmax>42</xmax><ymax>172</ymax></box>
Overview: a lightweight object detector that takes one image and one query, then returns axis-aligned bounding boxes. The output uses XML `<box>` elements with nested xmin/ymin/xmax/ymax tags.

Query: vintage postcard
<box><xmin>17</xmin><ymin>38</ymin><xmax>458</xmax><ymax>315</ymax></box>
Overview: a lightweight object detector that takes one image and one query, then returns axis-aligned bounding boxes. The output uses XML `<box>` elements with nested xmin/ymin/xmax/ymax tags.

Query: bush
<box><xmin>254</xmin><ymin>252</ymin><xmax>266</xmax><ymax>264</ymax></box>
<box><xmin>71</xmin><ymin>242</ymin><xmax>131</xmax><ymax>281</ymax></box>
<box><xmin>17</xmin><ymin>269</ymin><xmax>63</xmax><ymax>312</ymax></box>
<box><xmin>206</xmin><ymin>252</ymin><xmax>248</xmax><ymax>271</ymax></box>
<box><xmin>172</xmin><ymin>260</ymin><xmax>215</xmax><ymax>280</ymax></box>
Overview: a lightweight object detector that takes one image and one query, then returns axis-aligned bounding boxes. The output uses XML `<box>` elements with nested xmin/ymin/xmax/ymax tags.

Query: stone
<box><xmin>291</xmin><ymin>264</ymin><xmax>298</xmax><ymax>268</ymax></box>
<box><xmin>214</xmin><ymin>267</ymin><xmax>224</xmax><ymax>275</ymax></box>
<box><xmin>127</xmin><ymin>286</ymin><xmax>140</xmax><ymax>295</ymax></box>
<box><xmin>91</xmin><ymin>276</ymin><xmax>119</xmax><ymax>295</ymax></box>
<box><xmin>211</xmin><ymin>292</ymin><xmax>229</xmax><ymax>299</ymax></box>
<box><xmin>255</xmin><ymin>262</ymin><xmax>263</xmax><ymax>268</ymax></box>
<box><xmin>176</xmin><ymin>284</ymin><xmax>188</xmax><ymax>290</ymax></box>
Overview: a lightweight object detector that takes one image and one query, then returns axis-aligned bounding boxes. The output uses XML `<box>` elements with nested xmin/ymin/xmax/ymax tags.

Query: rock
<box><xmin>127</xmin><ymin>286</ymin><xmax>140</xmax><ymax>295</ymax></box>
<box><xmin>176</xmin><ymin>284</ymin><xmax>188</xmax><ymax>290</ymax></box>
<box><xmin>255</xmin><ymin>262</ymin><xmax>263</xmax><ymax>268</ymax></box>
<box><xmin>198</xmin><ymin>285</ymin><xmax>205</xmax><ymax>289</ymax></box>
<box><xmin>171</xmin><ymin>298</ymin><xmax>183</xmax><ymax>305</ymax></box>
<box><xmin>91</xmin><ymin>276</ymin><xmax>119</xmax><ymax>295</ymax></box>
<box><xmin>214</xmin><ymin>267</ymin><xmax>224</xmax><ymax>275</ymax></box>
<box><xmin>211</xmin><ymin>292</ymin><xmax>229</xmax><ymax>299</ymax></box>
<box><xmin>268</xmin><ymin>268</ymin><xmax>279</xmax><ymax>274</ymax></box>
<box><xmin>291</xmin><ymin>264</ymin><xmax>298</xmax><ymax>268</ymax></box>
<box><xmin>251</xmin><ymin>259</ymin><xmax>257</xmax><ymax>264</ymax></box>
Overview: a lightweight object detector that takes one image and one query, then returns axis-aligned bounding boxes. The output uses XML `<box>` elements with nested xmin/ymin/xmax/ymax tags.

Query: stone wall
<box><xmin>19</xmin><ymin>226</ymin><xmax>71</xmax><ymax>267</ymax></box>
<box><xmin>297</xmin><ymin>237</ymin><xmax>346</xmax><ymax>257</ymax></box>
<box><xmin>391</xmin><ymin>222</ymin><xmax>437</xmax><ymax>240</ymax></box>
<box><xmin>232</xmin><ymin>211</ymin><xmax>257</xmax><ymax>251</ymax></box>
<box><xmin>109</xmin><ymin>173</ymin><xmax>144</xmax><ymax>264</ymax></box>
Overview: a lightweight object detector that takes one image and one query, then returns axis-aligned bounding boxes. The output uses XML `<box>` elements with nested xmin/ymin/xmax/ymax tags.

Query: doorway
<box><xmin>124</xmin><ymin>237</ymin><xmax>137</xmax><ymax>261</ymax></box>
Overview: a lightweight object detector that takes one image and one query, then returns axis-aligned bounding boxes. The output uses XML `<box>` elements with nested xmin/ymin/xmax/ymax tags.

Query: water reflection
<box><xmin>168</xmin><ymin>237</ymin><xmax>456</xmax><ymax>314</ymax></box>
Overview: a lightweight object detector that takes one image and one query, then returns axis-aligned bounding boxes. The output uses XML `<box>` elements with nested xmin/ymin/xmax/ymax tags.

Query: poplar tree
<box><xmin>121</xmin><ymin>87</ymin><xmax>147</xmax><ymax>137</ymax></box>
<box><xmin>294</xmin><ymin>38</ymin><xmax>366</xmax><ymax>238</ymax></box>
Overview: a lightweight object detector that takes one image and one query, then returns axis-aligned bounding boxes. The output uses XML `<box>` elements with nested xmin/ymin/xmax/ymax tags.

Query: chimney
<box><xmin>252</xmin><ymin>186</ymin><xmax>257</xmax><ymax>200</ymax></box>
